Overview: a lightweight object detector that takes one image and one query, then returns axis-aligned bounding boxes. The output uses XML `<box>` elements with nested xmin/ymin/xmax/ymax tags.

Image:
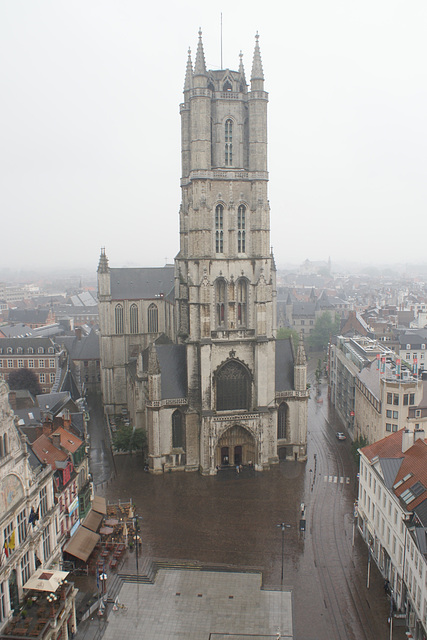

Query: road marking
<box><xmin>324</xmin><ymin>475</ymin><xmax>351</xmax><ymax>484</ymax></box>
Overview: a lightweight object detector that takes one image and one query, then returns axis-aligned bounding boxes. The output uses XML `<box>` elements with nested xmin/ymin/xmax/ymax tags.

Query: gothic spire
<box><xmin>194</xmin><ymin>28</ymin><xmax>207</xmax><ymax>76</ymax></box>
<box><xmin>251</xmin><ymin>32</ymin><xmax>264</xmax><ymax>88</ymax></box>
<box><xmin>296</xmin><ymin>333</ymin><xmax>307</xmax><ymax>366</ymax></box>
<box><xmin>97</xmin><ymin>247</ymin><xmax>109</xmax><ymax>273</ymax></box>
<box><xmin>184</xmin><ymin>47</ymin><xmax>193</xmax><ymax>91</ymax></box>
<box><xmin>239</xmin><ymin>50</ymin><xmax>246</xmax><ymax>83</ymax></box>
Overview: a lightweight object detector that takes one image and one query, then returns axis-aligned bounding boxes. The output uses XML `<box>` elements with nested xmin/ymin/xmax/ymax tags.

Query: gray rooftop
<box><xmin>110</xmin><ymin>266</ymin><xmax>175</xmax><ymax>301</ymax></box>
<box><xmin>275</xmin><ymin>338</ymin><xmax>295</xmax><ymax>392</ymax></box>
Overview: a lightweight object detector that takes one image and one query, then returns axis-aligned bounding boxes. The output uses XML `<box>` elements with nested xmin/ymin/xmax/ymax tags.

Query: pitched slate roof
<box><xmin>110</xmin><ymin>266</ymin><xmax>175</xmax><ymax>301</ymax></box>
<box><xmin>275</xmin><ymin>338</ymin><xmax>294</xmax><ymax>392</ymax></box>
<box><xmin>142</xmin><ymin>344</ymin><xmax>187</xmax><ymax>399</ymax></box>
<box><xmin>8</xmin><ymin>309</ymin><xmax>51</xmax><ymax>324</ymax></box>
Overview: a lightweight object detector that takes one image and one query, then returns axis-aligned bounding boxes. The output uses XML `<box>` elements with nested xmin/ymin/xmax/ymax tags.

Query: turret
<box><xmin>148</xmin><ymin>343</ymin><xmax>161</xmax><ymax>401</ymax></box>
<box><xmin>189</xmin><ymin>29</ymin><xmax>211</xmax><ymax>171</ymax></box>
<box><xmin>294</xmin><ymin>333</ymin><xmax>307</xmax><ymax>391</ymax></box>
<box><xmin>97</xmin><ymin>248</ymin><xmax>111</xmax><ymax>300</ymax></box>
<box><xmin>248</xmin><ymin>33</ymin><xmax>268</xmax><ymax>172</ymax></box>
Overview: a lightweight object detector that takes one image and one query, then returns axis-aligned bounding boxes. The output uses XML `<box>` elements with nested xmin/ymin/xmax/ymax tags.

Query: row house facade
<box><xmin>355</xmin><ymin>356</ymin><xmax>426</xmax><ymax>444</ymax></box>
<box><xmin>0</xmin><ymin>381</ymin><xmax>62</xmax><ymax>632</ymax></box>
<box><xmin>358</xmin><ymin>429</ymin><xmax>427</xmax><ymax>639</ymax></box>
<box><xmin>0</xmin><ymin>339</ymin><xmax>65</xmax><ymax>394</ymax></box>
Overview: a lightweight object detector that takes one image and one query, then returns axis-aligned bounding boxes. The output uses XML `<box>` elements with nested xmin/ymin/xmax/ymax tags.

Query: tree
<box><xmin>351</xmin><ymin>436</ymin><xmax>368</xmax><ymax>465</ymax></box>
<box><xmin>277</xmin><ymin>327</ymin><xmax>299</xmax><ymax>352</ymax></box>
<box><xmin>8</xmin><ymin>368</ymin><xmax>42</xmax><ymax>397</ymax></box>
<box><xmin>308</xmin><ymin>311</ymin><xmax>340</xmax><ymax>352</ymax></box>
<box><xmin>113</xmin><ymin>425</ymin><xmax>147</xmax><ymax>455</ymax></box>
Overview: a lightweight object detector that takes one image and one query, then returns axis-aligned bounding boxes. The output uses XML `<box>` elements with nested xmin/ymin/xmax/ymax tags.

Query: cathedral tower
<box><xmin>175</xmin><ymin>31</ymin><xmax>278</xmax><ymax>474</ymax></box>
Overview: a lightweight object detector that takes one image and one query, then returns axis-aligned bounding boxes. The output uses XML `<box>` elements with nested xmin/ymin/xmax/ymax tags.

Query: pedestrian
<box><xmin>236</xmin><ymin>464</ymin><xmax>240</xmax><ymax>474</ymax></box>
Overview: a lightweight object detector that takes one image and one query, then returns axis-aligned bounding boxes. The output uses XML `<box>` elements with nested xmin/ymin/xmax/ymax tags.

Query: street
<box><xmin>87</xmin><ymin>371</ymin><xmax>406</xmax><ymax>639</ymax></box>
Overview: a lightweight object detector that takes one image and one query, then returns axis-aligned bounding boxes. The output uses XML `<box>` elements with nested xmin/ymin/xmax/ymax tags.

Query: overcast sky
<box><xmin>1</xmin><ymin>1</ymin><xmax>427</xmax><ymax>273</ymax></box>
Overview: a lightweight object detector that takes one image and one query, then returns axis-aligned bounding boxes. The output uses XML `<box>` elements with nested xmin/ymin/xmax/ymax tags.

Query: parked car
<box><xmin>336</xmin><ymin>432</ymin><xmax>346</xmax><ymax>440</ymax></box>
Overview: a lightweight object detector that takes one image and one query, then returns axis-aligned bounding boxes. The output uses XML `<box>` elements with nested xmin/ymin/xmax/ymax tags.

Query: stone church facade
<box><xmin>98</xmin><ymin>32</ymin><xmax>309</xmax><ymax>475</ymax></box>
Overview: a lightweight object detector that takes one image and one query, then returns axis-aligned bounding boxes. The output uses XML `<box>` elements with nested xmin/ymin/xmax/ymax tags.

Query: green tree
<box><xmin>351</xmin><ymin>436</ymin><xmax>368</xmax><ymax>465</ymax></box>
<box><xmin>308</xmin><ymin>311</ymin><xmax>340</xmax><ymax>351</ymax></box>
<box><xmin>277</xmin><ymin>327</ymin><xmax>299</xmax><ymax>352</ymax></box>
<box><xmin>8</xmin><ymin>368</ymin><xmax>42</xmax><ymax>397</ymax></box>
<box><xmin>113</xmin><ymin>425</ymin><xmax>147</xmax><ymax>455</ymax></box>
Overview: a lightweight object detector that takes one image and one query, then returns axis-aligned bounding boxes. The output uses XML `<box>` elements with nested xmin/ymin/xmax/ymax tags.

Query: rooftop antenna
<box><xmin>220</xmin><ymin>13</ymin><xmax>223</xmax><ymax>69</ymax></box>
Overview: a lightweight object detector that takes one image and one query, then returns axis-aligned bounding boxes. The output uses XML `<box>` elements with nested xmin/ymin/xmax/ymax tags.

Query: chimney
<box><xmin>414</xmin><ymin>429</ymin><xmax>425</xmax><ymax>443</ymax></box>
<box><xmin>402</xmin><ymin>429</ymin><xmax>414</xmax><ymax>453</ymax></box>
<box><xmin>75</xmin><ymin>327</ymin><xmax>82</xmax><ymax>341</ymax></box>
<box><xmin>42</xmin><ymin>418</ymin><xmax>53</xmax><ymax>436</ymax></box>
<box><xmin>52</xmin><ymin>433</ymin><xmax>61</xmax><ymax>449</ymax></box>
<box><xmin>8</xmin><ymin>390</ymin><xmax>16</xmax><ymax>410</ymax></box>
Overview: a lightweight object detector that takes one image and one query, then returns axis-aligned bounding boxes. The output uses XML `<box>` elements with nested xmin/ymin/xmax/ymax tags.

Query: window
<box><xmin>28</xmin><ymin>359</ymin><xmax>34</xmax><ymax>368</ymax></box>
<box><xmin>38</xmin><ymin>359</ymin><xmax>45</xmax><ymax>368</ymax></box>
<box><xmin>48</xmin><ymin>347</ymin><xmax>54</xmax><ymax>354</ymax></box>
<box><xmin>410</xmin><ymin>393</ymin><xmax>415</xmax><ymax>405</ymax></box>
<box><xmin>386</xmin><ymin>424</ymin><xmax>391</xmax><ymax>432</ymax></box>
<box><xmin>115</xmin><ymin>304</ymin><xmax>124</xmax><ymax>334</ymax></box>
<box><xmin>39</xmin><ymin>486</ymin><xmax>48</xmax><ymax>518</ymax></box>
<box><xmin>237</xmin><ymin>205</ymin><xmax>246</xmax><ymax>253</ymax></box>
<box><xmin>39</xmin><ymin>373</ymin><xmax>45</xmax><ymax>383</ymax></box>
<box><xmin>392</xmin><ymin>424</ymin><xmax>398</xmax><ymax>432</ymax></box>
<box><xmin>17</xmin><ymin>509</ymin><xmax>27</xmax><ymax>544</ymax></box>
<box><xmin>172</xmin><ymin>410</ymin><xmax>184</xmax><ymax>449</ymax></box>
<box><xmin>37</xmin><ymin>347</ymin><xmax>44</xmax><ymax>354</ymax></box>
<box><xmin>42</xmin><ymin>526</ymin><xmax>51</xmax><ymax>562</ymax></box>
<box><xmin>20</xmin><ymin>552</ymin><xmax>30</xmax><ymax>586</ymax></box>
<box><xmin>3</xmin><ymin>522</ymin><xmax>14</xmax><ymax>556</ymax></box>
<box><xmin>406</xmin><ymin>353</ymin><xmax>411</xmax><ymax>360</ymax></box>
<box><xmin>7</xmin><ymin>360</ymin><xmax>13</xmax><ymax>368</ymax></box>
<box><xmin>216</xmin><ymin>279</ymin><xmax>226</xmax><ymax>327</ymax></box>
<box><xmin>216</xmin><ymin>360</ymin><xmax>251</xmax><ymax>411</ymax></box>
<box><xmin>18</xmin><ymin>359</ymin><xmax>24</xmax><ymax>368</ymax></box>
<box><xmin>387</xmin><ymin>393</ymin><xmax>393</xmax><ymax>404</ymax></box>
<box><xmin>28</xmin><ymin>347</ymin><xmax>34</xmax><ymax>354</ymax></box>
<box><xmin>225</xmin><ymin>119</ymin><xmax>233</xmax><ymax>166</ymax></box>
<box><xmin>386</xmin><ymin>410</ymin><xmax>392</xmax><ymax>418</ymax></box>
<box><xmin>0</xmin><ymin>582</ymin><xmax>5</xmax><ymax>622</ymax></box>
<box><xmin>393</xmin><ymin>411</ymin><xmax>398</xmax><ymax>419</ymax></box>
<box><xmin>237</xmin><ymin>279</ymin><xmax>247</xmax><ymax>326</ymax></box>
<box><xmin>148</xmin><ymin>304</ymin><xmax>158</xmax><ymax>333</ymax></box>
<box><xmin>393</xmin><ymin>394</ymin><xmax>399</xmax><ymax>406</ymax></box>
<box><xmin>277</xmin><ymin>404</ymin><xmax>288</xmax><ymax>439</ymax></box>
<box><xmin>49</xmin><ymin>359</ymin><xmax>55</xmax><ymax>368</ymax></box>
<box><xmin>403</xmin><ymin>394</ymin><xmax>409</xmax><ymax>405</ymax></box>
<box><xmin>50</xmin><ymin>373</ymin><xmax>55</xmax><ymax>384</ymax></box>
<box><xmin>130</xmin><ymin>304</ymin><xmax>139</xmax><ymax>334</ymax></box>
<box><xmin>215</xmin><ymin>204</ymin><xmax>224</xmax><ymax>253</ymax></box>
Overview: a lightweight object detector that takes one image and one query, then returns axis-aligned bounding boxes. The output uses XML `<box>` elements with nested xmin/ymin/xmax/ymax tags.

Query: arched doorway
<box><xmin>216</xmin><ymin>425</ymin><xmax>256</xmax><ymax>467</ymax></box>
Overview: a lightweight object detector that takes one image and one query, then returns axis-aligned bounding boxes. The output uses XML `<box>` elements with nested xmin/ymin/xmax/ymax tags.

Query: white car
<box><xmin>336</xmin><ymin>432</ymin><xmax>346</xmax><ymax>440</ymax></box>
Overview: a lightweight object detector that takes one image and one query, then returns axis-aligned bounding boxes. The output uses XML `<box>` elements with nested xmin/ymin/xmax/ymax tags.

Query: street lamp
<box><xmin>133</xmin><ymin>515</ymin><xmax>141</xmax><ymax>577</ymax></box>
<box><xmin>276</xmin><ymin>523</ymin><xmax>291</xmax><ymax>587</ymax></box>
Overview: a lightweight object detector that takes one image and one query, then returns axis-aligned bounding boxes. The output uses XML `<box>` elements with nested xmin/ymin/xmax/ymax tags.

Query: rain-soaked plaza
<box><xmin>86</xmin><ymin>381</ymin><xmax>407</xmax><ymax>640</ymax></box>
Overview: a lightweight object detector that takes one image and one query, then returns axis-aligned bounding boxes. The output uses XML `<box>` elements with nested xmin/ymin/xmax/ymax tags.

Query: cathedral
<box><xmin>98</xmin><ymin>31</ymin><xmax>308</xmax><ymax>475</ymax></box>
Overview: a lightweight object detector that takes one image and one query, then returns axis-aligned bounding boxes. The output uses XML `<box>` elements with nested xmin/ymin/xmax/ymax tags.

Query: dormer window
<box><xmin>28</xmin><ymin>347</ymin><xmax>34</xmax><ymax>354</ymax></box>
<box><xmin>223</xmin><ymin>80</ymin><xmax>232</xmax><ymax>91</ymax></box>
<box><xmin>48</xmin><ymin>347</ymin><xmax>54</xmax><ymax>354</ymax></box>
<box><xmin>38</xmin><ymin>347</ymin><xmax>44</xmax><ymax>354</ymax></box>
<box><xmin>7</xmin><ymin>348</ymin><xmax>13</xmax><ymax>354</ymax></box>
<box><xmin>17</xmin><ymin>347</ymin><xmax>23</xmax><ymax>354</ymax></box>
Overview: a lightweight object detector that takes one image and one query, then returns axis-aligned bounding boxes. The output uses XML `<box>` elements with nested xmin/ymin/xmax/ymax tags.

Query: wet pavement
<box><xmin>85</xmin><ymin>370</ymin><xmax>407</xmax><ymax>640</ymax></box>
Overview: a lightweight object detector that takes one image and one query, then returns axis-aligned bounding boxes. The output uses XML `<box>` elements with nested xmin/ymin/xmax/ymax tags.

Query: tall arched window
<box><xmin>277</xmin><ymin>403</ymin><xmax>288</xmax><ymax>439</ymax></box>
<box><xmin>216</xmin><ymin>361</ymin><xmax>251</xmax><ymax>411</ymax></box>
<box><xmin>237</xmin><ymin>279</ymin><xmax>247</xmax><ymax>326</ymax></box>
<box><xmin>225</xmin><ymin>119</ymin><xmax>233</xmax><ymax>166</ymax></box>
<box><xmin>215</xmin><ymin>204</ymin><xmax>224</xmax><ymax>253</ymax></box>
<box><xmin>216</xmin><ymin>279</ymin><xmax>226</xmax><ymax>327</ymax></box>
<box><xmin>148</xmin><ymin>304</ymin><xmax>158</xmax><ymax>333</ymax></box>
<box><xmin>115</xmin><ymin>304</ymin><xmax>124</xmax><ymax>334</ymax></box>
<box><xmin>130</xmin><ymin>304</ymin><xmax>139</xmax><ymax>334</ymax></box>
<box><xmin>172</xmin><ymin>410</ymin><xmax>185</xmax><ymax>449</ymax></box>
<box><xmin>238</xmin><ymin>204</ymin><xmax>246</xmax><ymax>253</ymax></box>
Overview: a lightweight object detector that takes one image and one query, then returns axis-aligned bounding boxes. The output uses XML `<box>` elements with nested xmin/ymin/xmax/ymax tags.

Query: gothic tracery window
<box><xmin>215</xmin><ymin>204</ymin><xmax>224</xmax><ymax>253</ymax></box>
<box><xmin>172</xmin><ymin>410</ymin><xmax>185</xmax><ymax>449</ymax></box>
<box><xmin>115</xmin><ymin>304</ymin><xmax>124</xmax><ymax>334</ymax></box>
<box><xmin>225</xmin><ymin>119</ymin><xmax>233</xmax><ymax>166</ymax></box>
<box><xmin>238</xmin><ymin>204</ymin><xmax>246</xmax><ymax>253</ymax></box>
<box><xmin>277</xmin><ymin>403</ymin><xmax>288</xmax><ymax>439</ymax></box>
<box><xmin>216</xmin><ymin>360</ymin><xmax>251</xmax><ymax>411</ymax></box>
<box><xmin>216</xmin><ymin>279</ymin><xmax>226</xmax><ymax>327</ymax></box>
<box><xmin>130</xmin><ymin>304</ymin><xmax>139</xmax><ymax>334</ymax></box>
<box><xmin>148</xmin><ymin>304</ymin><xmax>158</xmax><ymax>333</ymax></box>
<box><xmin>237</xmin><ymin>279</ymin><xmax>247</xmax><ymax>326</ymax></box>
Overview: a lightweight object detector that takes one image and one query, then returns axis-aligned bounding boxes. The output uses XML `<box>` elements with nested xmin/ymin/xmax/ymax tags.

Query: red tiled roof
<box><xmin>32</xmin><ymin>434</ymin><xmax>68</xmax><ymax>469</ymax></box>
<box><xmin>51</xmin><ymin>427</ymin><xmax>83</xmax><ymax>453</ymax></box>
<box><xmin>362</xmin><ymin>430</ymin><xmax>427</xmax><ymax>510</ymax></box>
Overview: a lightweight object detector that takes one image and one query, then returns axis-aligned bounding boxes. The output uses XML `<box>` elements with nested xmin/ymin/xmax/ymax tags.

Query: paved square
<box><xmin>103</xmin><ymin>569</ymin><xmax>293</xmax><ymax>639</ymax></box>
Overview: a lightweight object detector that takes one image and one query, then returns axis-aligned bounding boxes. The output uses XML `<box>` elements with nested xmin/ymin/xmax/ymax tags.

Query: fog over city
<box><xmin>1</xmin><ymin>1</ymin><xmax>427</xmax><ymax>272</ymax></box>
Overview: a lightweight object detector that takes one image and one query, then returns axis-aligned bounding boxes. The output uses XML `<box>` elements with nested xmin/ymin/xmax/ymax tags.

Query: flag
<box><xmin>8</xmin><ymin>531</ymin><xmax>15</xmax><ymax>551</ymax></box>
<box><xmin>3</xmin><ymin>541</ymin><xmax>8</xmax><ymax>559</ymax></box>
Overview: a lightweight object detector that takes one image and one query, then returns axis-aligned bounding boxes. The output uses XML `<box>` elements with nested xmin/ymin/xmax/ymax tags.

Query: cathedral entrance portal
<box><xmin>217</xmin><ymin>425</ymin><xmax>255</xmax><ymax>467</ymax></box>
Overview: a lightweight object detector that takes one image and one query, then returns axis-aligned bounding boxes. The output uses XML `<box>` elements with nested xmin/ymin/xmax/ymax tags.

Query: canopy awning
<box><xmin>23</xmin><ymin>569</ymin><xmax>69</xmax><ymax>592</ymax></box>
<box><xmin>63</xmin><ymin>526</ymin><xmax>100</xmax><ymax>562</ymax></box>
<box><xmin>82</xmin><ymin>509</ymin><xmax>103</xmax><ymax>533</ymax></box>
<box><xmin>92</xmin><ymin>495</ymin><xmax>107</xmax><ymax>515</ymax></box>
